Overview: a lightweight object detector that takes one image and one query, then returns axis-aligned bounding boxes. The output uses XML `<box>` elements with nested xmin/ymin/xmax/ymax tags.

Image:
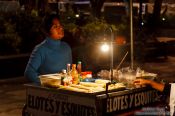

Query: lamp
<box><xmin>100</xmin><ymin>26</ymin><xmax>114</xmax><ymax>83</ymax></box>
<box><xmin>109</xmin><ymin>27</ymin><xmax>114</xmax><ymax>83</ymax></box>
<box><xmin>101</xmin><ymin>27</ymin><xmax>129</xmax><ymax>94</ymax></box>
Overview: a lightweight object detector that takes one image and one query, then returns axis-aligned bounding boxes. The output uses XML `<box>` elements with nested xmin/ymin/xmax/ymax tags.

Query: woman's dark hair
<box><xmin>43</xmin><ymin>13</ymin><xmax>60</xmax><ymax>33</ymax></box>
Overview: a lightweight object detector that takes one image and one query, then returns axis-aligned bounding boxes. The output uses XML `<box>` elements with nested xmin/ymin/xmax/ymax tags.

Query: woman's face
<box><xmin>49</xmin><ymin>18</ymin><xmax>64</xmax><ymax>40</ymax></box>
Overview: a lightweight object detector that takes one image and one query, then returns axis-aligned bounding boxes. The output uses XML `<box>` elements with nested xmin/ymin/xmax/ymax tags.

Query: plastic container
<box><xmin>81</xmin><ymin>71</ymin><xmax>92</xmax><ymax>79</ymax></box>
<box><xmin>39</xmin><ymin>74</ymin><xmax>61</xmax><ymax>87</ymax></box>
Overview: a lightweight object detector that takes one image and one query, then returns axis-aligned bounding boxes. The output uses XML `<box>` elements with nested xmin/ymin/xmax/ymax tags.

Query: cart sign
<box><xmin>106</xmin><ymin>89</ymin><xmax>159</xmax><ymax>113</ymax></box>
<box><xmin>26</xmin><ymin>86</ymin><xmax>97</xmax><ymax>116</ymax></box>
<box><xmin>25</xmin><ymin>85</ymin><xmax>159</xmax><ymax>116</ymax></box>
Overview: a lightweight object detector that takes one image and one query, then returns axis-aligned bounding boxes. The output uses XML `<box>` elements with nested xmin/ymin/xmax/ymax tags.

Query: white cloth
<box><xmin>169</xmin><ymin>83</ymin><xmax>175</xmax><ymax>116</ymax></box>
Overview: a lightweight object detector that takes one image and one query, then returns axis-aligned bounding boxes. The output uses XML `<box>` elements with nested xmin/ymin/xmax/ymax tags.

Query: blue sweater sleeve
<box><xmin>24</xmin><ymin>46</ymin><xmax>43</xmax><ymax>84</ymax></box>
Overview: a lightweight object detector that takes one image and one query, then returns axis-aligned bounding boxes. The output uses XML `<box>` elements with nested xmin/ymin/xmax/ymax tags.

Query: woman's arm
<box><xmin>134</xmin><ymin>79</ymin><xmax>165</xmax><ymax>92</ymax></box>
<box><xmin>24</xmin><ymin>46</ymin><xmax>42</xmax><ymax>84</ymax></box>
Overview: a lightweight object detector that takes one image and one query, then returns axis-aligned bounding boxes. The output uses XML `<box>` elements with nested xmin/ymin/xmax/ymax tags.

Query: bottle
<box><xmin>77</xmin><ymin>61</ymin><xmax>82</xmax><ymax>74</ymax></box>
<box><xmin>71</xmin><ymin>64</ymin><xmax>79</xmax><ymax>84</ymax></box>
<box><xmin>66</xmin><ymin>63</ymin><xmax>73</xmax><ymax>85</ymax></box>
<box><xmin>77</xmin><ymin>61</ymin><xmax>82</xmax><ymax>81</ymax></box>
<box><xmin>61</xmin><ymin>69</ymin><xmax>66</xmax><ymax>85</ymax></box>
<box><xmin>67</xmin><ymin>63</ymin><xmax>71</xmax><ymax>76</ymax></box>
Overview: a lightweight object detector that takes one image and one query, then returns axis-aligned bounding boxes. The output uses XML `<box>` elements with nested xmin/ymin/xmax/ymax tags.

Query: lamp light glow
<box><xmin>162</xmin><ymin>17</ymin><xmax>165</xmax><ymax>21</ymax></box>
<box><xmin>101</xmin><ymin>43</ymin><xmax>109</xmax><ymax>52</ymax></box>
<box><xmin>141</xmin><ymin>22</ymin><xmax>144</xmax><ymax>26</ymax></box>
<box><xmin>75</xmin><ymin>14</ymin><xmax>80</xmax><ymax>18</ymax></box>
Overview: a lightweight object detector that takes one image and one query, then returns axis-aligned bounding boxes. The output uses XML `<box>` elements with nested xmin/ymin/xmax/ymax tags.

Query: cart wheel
<box><xmin>22</xmin><ymin>104</ymin><xmax>31</xmax><ymax>116</ymax></box>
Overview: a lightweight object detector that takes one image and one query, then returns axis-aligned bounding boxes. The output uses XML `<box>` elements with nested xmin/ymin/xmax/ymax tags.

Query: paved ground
<box><xmin>0</xmin><ymin>77</ymin><xmax>27</xmax><ymax>116</ymax></box>
<box><xmin>1</xmin><ymin>56</ymin><xmax>175</xmax><ymax>116</ymax></box>
<box><xmin>142</xmin><ymin>56</ymin><xmax>175</xmax><ymax>83</ymax></box>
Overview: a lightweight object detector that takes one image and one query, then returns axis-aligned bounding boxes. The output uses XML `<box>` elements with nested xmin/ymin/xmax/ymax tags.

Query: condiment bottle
<box><xmin>71</xmin><ymin>64</ymin><xmax>79</xmax><ymax>84</ymax></box>
<box><xmin>77</xmin><ymin>61</ymin><xmax>82</xmax><ymax>81</ymax></box>
<box><xmin>77</xmin><ymin>61</ymin><xmax>82</xmax><ymax>74</ymax></box>
<box><xmin>61</xmin><ymin>69</ymin><xmax>66</xmax><ymax>85</ymax></box>
<box><xmin>65</xmin><ymin>63</ymin><xmax>73</xmax><ymax>85</ymax></box>
<box><xmin>67</xmin><ymin>63</ymin><xmax>71</xmax><ymax>76</ymax></box>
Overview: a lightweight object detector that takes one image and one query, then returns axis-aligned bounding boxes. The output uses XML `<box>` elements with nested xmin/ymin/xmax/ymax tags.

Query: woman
<box><xmin>24</xmin><ymin>13</ymin><xmax>72</xmax><ymax>85</ymax></box>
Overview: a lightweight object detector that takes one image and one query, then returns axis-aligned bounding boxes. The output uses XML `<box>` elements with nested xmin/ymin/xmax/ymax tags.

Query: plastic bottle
<box><xmin>77</xmin><ymin>61</ymin><xmax>82</xmax><ymax>81</ymax></box>
<box><xmin>77</xmin><ymin>61</ymin><xmax>82</xmax><ymax>74</ymax></box>
<box><xmin>61</xmin><ymin>69</ymin><xmax>66</xmax><ymax>85</ymax></box>
<box><xmin>67</xmin><ymin>63</ymin><xmax>71</xmax><ymax>76</ymax></box>
<box><xmin>71</xmin><ymin>64</ymin><xmax>79</xmax><ymax>84</ymax></box>
<box><xmin>66</xmin><ymin>63</ymin><xmax>73</xmax><ymax>85</ymax></box>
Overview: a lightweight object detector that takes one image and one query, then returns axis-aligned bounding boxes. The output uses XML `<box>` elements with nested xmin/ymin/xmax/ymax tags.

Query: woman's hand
<box><xmin>133</xmin><ymin>79</ymin><xmax>165</xmax><ymax>92</ymax></box>
<box><xmin>133</xmin><ymin>79</ymin><xmax>150</xmax><ymax>86</ymax></box>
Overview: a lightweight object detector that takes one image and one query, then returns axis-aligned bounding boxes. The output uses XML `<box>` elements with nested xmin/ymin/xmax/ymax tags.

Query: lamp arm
<box><xmin>109</xmin><ymin>26</ymin><xmax>114</xmax><ymax>83</ymax></box>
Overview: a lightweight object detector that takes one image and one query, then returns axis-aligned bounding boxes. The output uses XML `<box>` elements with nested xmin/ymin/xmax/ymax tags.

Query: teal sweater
<box><xmin>24</xmin><ymin>37</ymin><xmax>72</xmax><ymax>84</ymax></box>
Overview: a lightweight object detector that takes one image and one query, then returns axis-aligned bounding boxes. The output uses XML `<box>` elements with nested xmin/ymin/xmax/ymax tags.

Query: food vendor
<box><xmin>24</xmin><ymin>13</ymin><xmax>72</xmax><ymax>85</ymax></box>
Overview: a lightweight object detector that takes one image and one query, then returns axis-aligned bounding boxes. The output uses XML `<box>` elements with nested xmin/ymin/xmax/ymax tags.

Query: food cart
<box><xmin>23</xmin><ymin>83</ymin><xmax>159</xmax><ymax>116</ymax></box>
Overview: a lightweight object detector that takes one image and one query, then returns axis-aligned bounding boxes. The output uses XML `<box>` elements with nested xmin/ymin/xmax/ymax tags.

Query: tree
<box><xmin>89</xmin><ymin>0</ymin><xmax>106</xmax><ymax>18</ymax></box>
<box><xmin>19</xmin><ymin>0</ymin><xmax>48</xmax><ymax>16</ymax></box>
<box><xmin>145</xmin><ymin>0</ymin><xmax>163</xmax><ymax>32</ymax></box>
<box><xmin>152</xmin><ymin>0</ymin><xmax>163</xmax><ymax>27</ymax></box>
